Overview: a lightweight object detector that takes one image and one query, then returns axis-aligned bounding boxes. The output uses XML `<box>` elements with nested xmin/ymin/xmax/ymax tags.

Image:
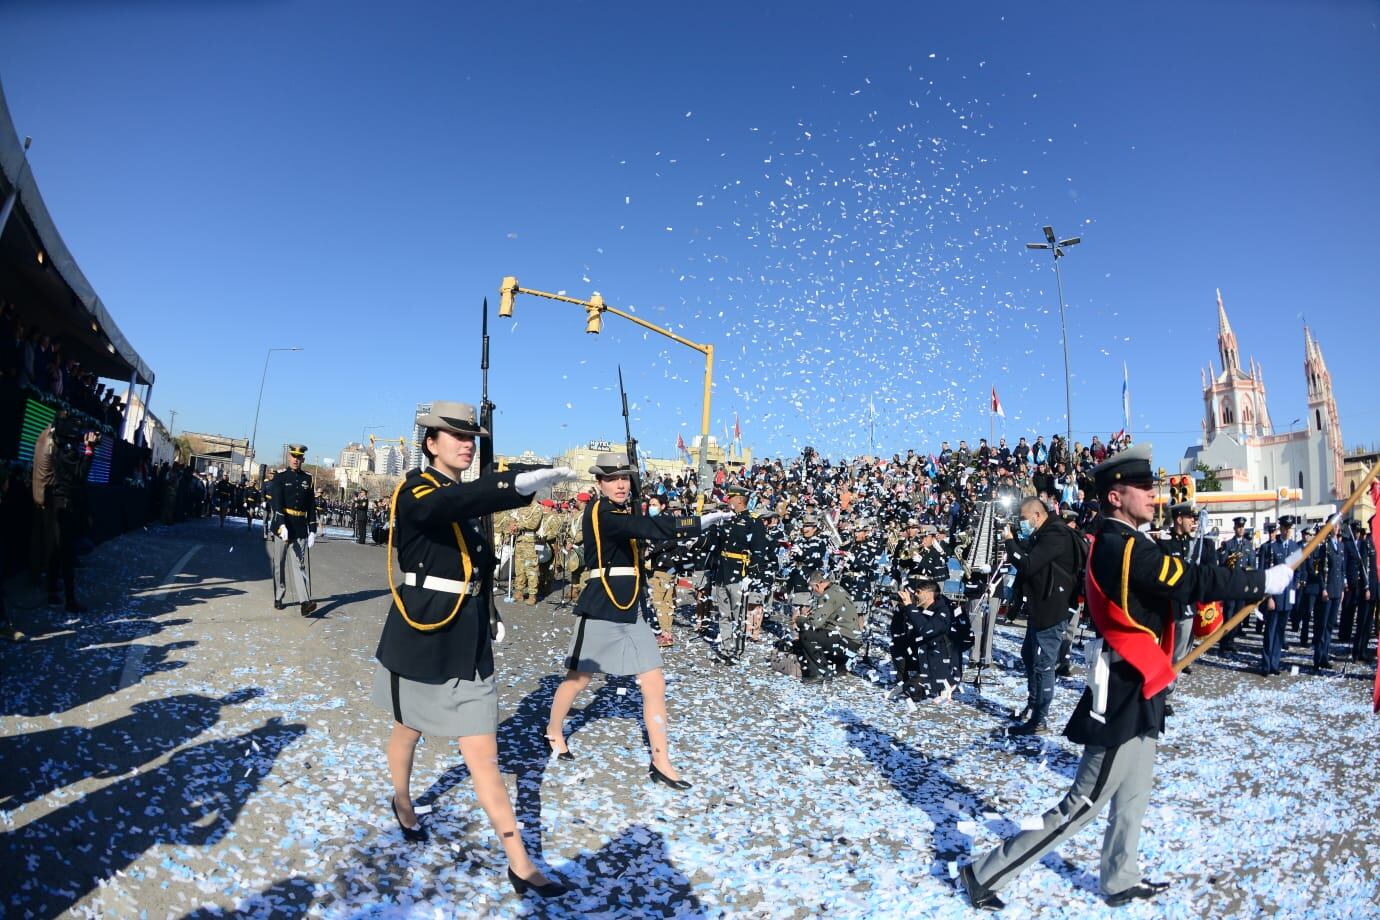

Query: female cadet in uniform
<box><xmin>371</xmin><ymin>401</ymin><xmax>576</xmax><ymax>898</ymax></box>
<box><xmin>544</xmin><ymin>451</ymin><xmax>730</xmax><ymax>789</ymax></box>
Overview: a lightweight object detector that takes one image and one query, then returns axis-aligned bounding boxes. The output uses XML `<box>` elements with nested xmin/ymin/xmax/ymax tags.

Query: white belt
<box><xmin>403</xmin><ymin>572</ymin><xmax>481</xmax><ymax>595</ymax></box>
<box><xmin>585</xmin><ymin>567</ymin><xmax>639</xmax><ymax>582</ymax></box>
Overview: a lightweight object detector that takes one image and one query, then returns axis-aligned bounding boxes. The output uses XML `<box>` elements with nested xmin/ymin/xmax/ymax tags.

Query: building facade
<box><xmin>1182</xmin><ymin>290</ymin><xmax>1345</xmax><ymax>507</ymax></box>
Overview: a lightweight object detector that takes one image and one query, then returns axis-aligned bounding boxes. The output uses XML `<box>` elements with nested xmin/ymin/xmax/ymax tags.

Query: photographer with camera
<box><xmin>1004</xmin><ymin>496</ymin><xmax>1084</xmax><ymax>736</ymax></box>
<box><xmin>796</xmin><ymin>570</ymin><xmax>861</xmax><ymax>683</ymax></box>
<box><xmin>36</xmin><ymin>414</ymin><xmax>98</xmax><ymax>614</ymax></box>
<box><xmin>892</xmin><ymin>577</ymin><xmax>958</xmax><ymax>704</ymax></box>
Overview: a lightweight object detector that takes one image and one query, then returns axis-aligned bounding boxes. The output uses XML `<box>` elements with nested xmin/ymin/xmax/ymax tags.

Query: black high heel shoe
<box><xmin>541</xmin><ymin>729</ymin><xmax>575</xmax><ymax>761</ymax></box>
<box><xmin>508</xmin><ymin>867</ymin><xmax>568</xmax><ymax>898</ymax></box>
<box><xmin>390</xmin><ymin>795</ymin><xmax>429</xmax><ymax>843</ymax></box>
<box><xmin>648</xmin><ymin>762</ymin><xmax>692</xmax><ymax>791</ymax></box>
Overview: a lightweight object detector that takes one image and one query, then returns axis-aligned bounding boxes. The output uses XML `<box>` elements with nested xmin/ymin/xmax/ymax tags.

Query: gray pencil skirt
<box><xmin>565</xmin><ymin>615</ymin><xmax>663</xmax><ymax>676</ymax></box>
<box><xmin>371</xmin><ymin>664</ymin><xmax>499</xmax><ymax>738</ymax></box>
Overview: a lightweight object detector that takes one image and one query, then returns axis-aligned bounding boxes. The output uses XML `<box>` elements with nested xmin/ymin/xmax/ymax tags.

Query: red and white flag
<box><xmin>676</xmin><ymin>432</ymin><xmax>686</xmax><ymax>453</ymax></box>
<box><xmin>991</xmin><ymin>386</ymin><xmax>1005</xmax><ymax>419</ymax></box>
<box><xmin>734</xmin><ymin>415</ymin><xmax>742</xmax><ymax>441</ymax></box>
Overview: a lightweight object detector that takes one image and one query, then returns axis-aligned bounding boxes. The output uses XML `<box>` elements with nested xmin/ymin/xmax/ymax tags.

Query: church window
<box><xmin>1298</xmin><ymin>472</ymin><xmax>1304</xmax><ymax>491</ymax></box>
<box><xmin>1315</xmin><ymin>409</ymin><xmax>1322</xmax><ymax>431</ymax></box>
<box><xmin>1222</xmin><ymin>404</ymin><xmax>1234</xmax><ymax>425</ymax></box>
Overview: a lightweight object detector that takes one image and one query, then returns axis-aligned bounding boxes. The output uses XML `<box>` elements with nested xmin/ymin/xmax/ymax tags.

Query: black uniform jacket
<box><xmin>576</xmin><ymin>496</ymin><xmax>700</xmax><ymax>624</ymax></box>
<box><xmin>1157</xmin><ymin>532</ymin><xmax>1218</xmax><ymax>620</ymax></box>
<box><xmin>701</xmin><ymin>510</ymin><xmax>772</xmax><ymax>585</ymax></box>
<box><xmin>1065</xmin><ymin>517</ymin><xmax>1266</xmax><ymax>748</ymax></box>
<box><xmin>375</xmin><ymin>467</ymin><xmax>530</xmax><ymax>682</ymax></box>
<box><xmin>269</xmin><ymin>468</ymin><xmax>318</xmax><ymax>539</ymax></box>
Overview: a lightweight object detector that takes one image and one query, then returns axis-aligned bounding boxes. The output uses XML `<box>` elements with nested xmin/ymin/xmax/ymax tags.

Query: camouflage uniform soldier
<box><xmin>507</xmin><ymin>502</ymin><xmax>544</xmax><ymax>604</ymax></box>
<box><xmin>537</xmin><ymin>503</ymin><xmax>566</xmax><ymax>595</ymax></box>
<box><xmin>564</xmin><ymin>495</ymin><xmax>589</xmax><ymax>599</ymax></box>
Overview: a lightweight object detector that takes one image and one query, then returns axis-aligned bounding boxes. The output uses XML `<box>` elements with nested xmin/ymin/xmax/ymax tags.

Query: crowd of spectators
<box><xmin>0</xmin><ymin>302</ymin><xmax>128</xmax><ymax>437</ymax></box>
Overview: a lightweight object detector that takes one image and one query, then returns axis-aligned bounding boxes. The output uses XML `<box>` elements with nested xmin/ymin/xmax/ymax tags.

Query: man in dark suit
<box><xmin>1315</xmin><ymin>522</ymin><xmax>1348</xmax><ymax>669</ymax></box>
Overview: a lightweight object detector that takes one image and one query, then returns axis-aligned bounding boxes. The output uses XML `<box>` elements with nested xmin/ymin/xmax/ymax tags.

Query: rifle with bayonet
<box><xmin>617</xmin><ymin>365</ymin><xmax>642</xmax><ymax>515</ymax></box>
<box><xmin>479</xmin><ymin>297</ymin><xmax>501</xmax><ymax>638</ymax></box>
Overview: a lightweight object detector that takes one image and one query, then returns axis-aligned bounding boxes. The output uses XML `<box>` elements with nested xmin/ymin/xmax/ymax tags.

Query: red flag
<box><xmin>676</xmin><ymin>432</ymin><xmax>686</xmax><ymax>452</ymax></box>
<box><xmin>991</xmin><ymin>386</ymin><xmax>1005</xmax><ymax>419</ymax></box>
<box><xmin>734</xmin><ymin>415</ymin><xmax>742</xmax><ymax>441</ymax></box>
<box><xmin>1374</xmin><ymin>660</ymin><xmax>1380</xmax><ymax>714</ymax></box>
<box><xmin>1192</xmin><ymin>601</ymin><xmax>1223</xmax><ymax>638</ymax></box>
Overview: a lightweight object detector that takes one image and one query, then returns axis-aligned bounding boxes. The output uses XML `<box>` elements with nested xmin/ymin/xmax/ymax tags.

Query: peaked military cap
<box><xmin>416</xmin><ymin>401</ymin><xmax>489</xmax><ymax>437</ymax></box>
<box><xmin>1232</xmin><ymin>517</ymin><xmax>1248</xmax><ymax>526</ymax></box>
<box><xmin>1169</xmin><ymin>501</ymin><xmax>1197</xmax><ymax>518</ymax></box>
<box><xmin>725</xmin><ymin>484</ymin><xmax>750</xmax><ymax>497</ymax></box>
<box><xmin>588</xmin><ymin>450</ymin><xmax>635</xmax><ymax>478</ymax></box>
<box><xmin>287</xmin><ymin>444</ymin><xmax>308</xmax><ymax>456</ymax></box>
<box><xmin>1263</xmin><ymin>521</ymin><xmax>1278</xmax><ymax>532</ymax></box>
<box><xmin>1350</xmin><ymin>519</ymin><xmax>1366</xmax><ymax>532</ymax></box>
<box><xmin>1278</xmin><ymin>515</ymin><xmax>1296</xmax><ymax>527</ymax></box>
<box><xmin>1091</xmin><ymin>443</ymin><xmax>1157</xmax><ymax>493</ymax></box>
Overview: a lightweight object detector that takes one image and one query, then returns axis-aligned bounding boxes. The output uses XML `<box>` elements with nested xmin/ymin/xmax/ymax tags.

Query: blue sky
<box><xmin>3</xmin><ymin>1</ymin><xmax>1377</xmax><ymax>469</ymax></box>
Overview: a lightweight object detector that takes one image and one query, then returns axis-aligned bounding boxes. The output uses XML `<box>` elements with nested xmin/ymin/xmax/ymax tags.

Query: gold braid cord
<box><xmin>385</xmin><ymin>472</ymin><xmax>474</xmax><ymax>632</ymax></box>
<box><xmin>592</xmin><ymin>498</ymin><xmax>642</xmax><ymax>611</ymax></box>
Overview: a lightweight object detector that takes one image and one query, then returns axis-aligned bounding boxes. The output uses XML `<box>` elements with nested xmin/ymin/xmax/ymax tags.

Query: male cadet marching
<box><xmin>961</xmin><ymin>444</ymin><xmax>1289</xmax><ymax>911</ymax></box>
<box><xmin>269</xmin><ymin>444</ymin><xmax>319</xmax><ymax>615</ymax></box>
<box><xmin>701</xmin><ymin>484</ymin><xmax>771</xmax><ymax>663</ymax></box>
<box><xmin>1216</xmin><ymin>516</ymin><xmax>1256</xmax><ymax>654</ymax></box>
<box><xmin>1258</xmin><ymin>515</ymin><xmax>1302</xmax><ymax>676</ymax></box>
<box><xmin>353</xmin><ymin>488</ymin><xmax>371</xmax><ymax>544</ymax></box>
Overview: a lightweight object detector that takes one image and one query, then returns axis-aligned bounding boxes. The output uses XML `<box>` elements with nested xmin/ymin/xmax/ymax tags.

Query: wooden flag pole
<box><xmin>1175</xmin><ymin>459</ymin><xmax>1380</xmax><ymax>675</ymax></box>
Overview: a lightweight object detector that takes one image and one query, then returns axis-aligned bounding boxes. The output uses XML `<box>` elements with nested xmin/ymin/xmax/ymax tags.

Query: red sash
<box><xmin>1085</xmin><ymin>536</ymin><xmax>1177</xmax><ymax>699</ymax></box>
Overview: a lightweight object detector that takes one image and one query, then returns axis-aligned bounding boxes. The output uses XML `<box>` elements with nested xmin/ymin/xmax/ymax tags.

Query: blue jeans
<box><xmin>1022</xmin><ymin>621</ymin><xmax>1067</xmax><ymax>724</ymax></box>
<box><xmin>1313</xmin><ymin>595</ymin><xmax>1342</xmax><ymax>666</ymax></box>
<box><xmin>1261</xmin><ymin>601</ymin><xmax>1290</xmax><ymax>673</ymax></box>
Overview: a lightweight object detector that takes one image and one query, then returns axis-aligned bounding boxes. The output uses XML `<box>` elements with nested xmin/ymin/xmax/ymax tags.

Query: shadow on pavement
<box><xmin>0</xmin><ymin>718</ymin><xmax>306</xmax><ymax>917</ymax></box>
<box><xmin>179</xmin><ymin>876</ymin><xmax>316</xmax><ymax>918</ymax></box>
<box><xmin>837</xmin><ymin>710</ymin><xmax>1097</xmax><ymax>896</ymax></box>
<box><xmin>0</xmin><ymin>688</ymin><xmax>264</xmax><ymax>810</ymax></box>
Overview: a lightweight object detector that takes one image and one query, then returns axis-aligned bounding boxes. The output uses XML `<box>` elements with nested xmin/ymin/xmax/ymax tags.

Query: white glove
<box><xmin>1264</xmin><ymin>563</ymin><xmax>1294</xmax><ymax>595</ymax></box>
<box><xmin>307</xmin><ymin>532</ymin><xmax>317</xmax><ymax>549</ymax></box>
<box><xmin>514</xmin><ymin>467</ymin><xmax>578</xmax><ymax>496</ymax></box>
<box><xmin>277</xmin><ymin>526</ymin><xmax>288</xmax><ymax>541</ymax></box>
<box><xmin>493</xmin><ymin>620</ymin><xmax>506</xmax><ymax>644</ymax></box>
<box><xmin>700</xmin><ymin>511</ymin><xmax>733</xmax><ymax>528</ymax></box>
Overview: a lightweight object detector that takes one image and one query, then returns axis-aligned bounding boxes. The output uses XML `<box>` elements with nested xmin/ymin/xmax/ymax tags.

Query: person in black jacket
<box><xmin>893</xmin><ymin>577</ymin><xmax>957</xmax><ymax>702</ymax></box>
<box><xmin>545</xmin><ymin>451</ymin><xmax>729</xmax><ymax>790</ymax></box>
<box><xmin>371</xmin><ymin>401</ymin><xmax>576</xmax><ymax>898</ymax></box>
<box><xmin>268</xmin><ymin>446</ymin><xmax>319</xmax><ymax>615</ymax></box>
<box><xmin>962</xmin><ymin>444</ymin><xmax>1287</xmax><ymax>912</ymax></box>
<box><xmin>1004</xmin><ymin>497</ymin><xmax>1082</xmax><ymax>735</ymax></box>
<box><xmin>47</xmin><ymin>418</ymin><xmax>96</xmax><ymax>614</ymax></box>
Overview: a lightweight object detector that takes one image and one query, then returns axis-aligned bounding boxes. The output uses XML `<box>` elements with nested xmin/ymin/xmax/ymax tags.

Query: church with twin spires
<box><xmin>1181</xmin><ymin>290</ymin><xmax>1345</xmax><ymax>505</ymax></box>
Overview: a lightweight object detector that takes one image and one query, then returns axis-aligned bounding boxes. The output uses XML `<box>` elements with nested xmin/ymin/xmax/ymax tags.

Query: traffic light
<box><xmin>585</xmin><ymin>293</ymin><xmax>604</xmax><ymax>334</ymax></box>
<box><xmin>1167</xmin><ymin>474</ymin><xmax>1195</xmax><ymax>506</ymax></box>
<box><xmin>499</xmin><ymin>276</ymin><xmax>518</xmax><ymax>317</ymax></box>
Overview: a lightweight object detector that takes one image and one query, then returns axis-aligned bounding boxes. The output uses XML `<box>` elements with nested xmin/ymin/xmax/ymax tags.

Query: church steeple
<box><xmin>1216</xmin><ymin>288</ymin><xmax>1241</xmax><ymax>375</ymax></box>
<box><xmin>1304</xmin><ymin>325</ymin><xmax>1344</xmax><ymax>499</ymax></box>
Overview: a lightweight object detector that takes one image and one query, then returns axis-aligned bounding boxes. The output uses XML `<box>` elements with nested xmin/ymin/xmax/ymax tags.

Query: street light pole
<box><xmin>1026</xmin><ymin>225</ymin><xmax>1081</xmax><ymax>453</ymax></box>
<box><xmin>248</xmin><ymin>346</ymin><xmax>302</xmax><ymax>476</ymax></box>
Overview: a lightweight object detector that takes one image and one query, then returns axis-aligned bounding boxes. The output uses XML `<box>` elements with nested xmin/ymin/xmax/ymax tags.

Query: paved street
<box><xmin>2</xmin><ymin>518</ymin><xmax>1378</xmax><ymax>918</ymax></box>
